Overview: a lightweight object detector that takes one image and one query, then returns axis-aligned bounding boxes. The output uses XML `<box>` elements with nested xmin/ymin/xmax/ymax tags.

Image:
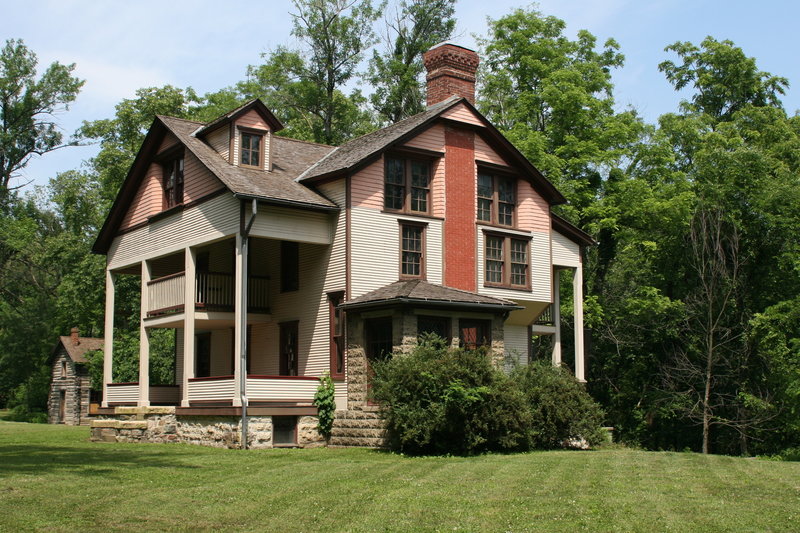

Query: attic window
<box><xmin>240</xmin><ymin>131</ymin><xmax>262</xmax><ymax>168</ymax></box>
<box><xmin>163</xmin><ymin>156</ymin><xmax>184</xmax><ymax>208</ymax></box>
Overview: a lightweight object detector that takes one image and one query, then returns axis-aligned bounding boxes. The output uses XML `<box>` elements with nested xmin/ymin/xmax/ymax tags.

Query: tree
<box><xmin>368</xmin><ymin>0</ymin><xmax>457</xmax><ymax>123</ymax></box>
<box><xmin>0</xmin><ymin>39</ymin><xmax>84</xmax><ymax>199</ymax></box>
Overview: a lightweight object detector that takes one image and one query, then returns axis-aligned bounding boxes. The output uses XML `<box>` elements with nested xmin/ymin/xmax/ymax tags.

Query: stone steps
<box><xmin>330</xmin><ymin>410</ymin><xmax>389</xmax><ymax>448</ymax></box>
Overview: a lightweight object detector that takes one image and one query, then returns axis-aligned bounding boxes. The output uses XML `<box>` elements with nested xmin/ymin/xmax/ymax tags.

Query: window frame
<box><xmin>384</xmin><ymin>155</ymin><xmax>433</xmax><ymax>215</ymax></box>
<box><xmin>417</xmin><ymin>315</ymin><xmax>451</xmax><ymax>344</ymax></box>
<box><xmin>398</xmin><ymin>221</ymin><xmax>426</xmax><ymax>279</ymax></box>
<box><xmin>162</xmin><ymin>155</ymin><xmax>184</xmax><ymax>209</ymax></box>
<box><xmin>328</xmin><ymin>291</ymin><xmax>345</xmax><ymax>380</ymax></box>
<box><xmin>483</xmin><ymin>231</ymin><xmax>531</xmax><ymax>290</ymax></box>
<box><xmin>238</xmin><ymin>127</ymin><xmax>265</xmax><ymax>169</ymax></box>
<box><xmin>458</xmin><ymin>319</ymin><xmax>492</xmax><ymax>350</ymax></box>
<box><xmin>477</xmin><ymin>170</ymin><xmax>517</xmax><ymax>228</ymax></box>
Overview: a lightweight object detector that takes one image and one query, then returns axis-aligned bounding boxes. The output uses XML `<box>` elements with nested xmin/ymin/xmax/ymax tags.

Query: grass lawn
<box><xmin>1</xmin><ymin>422</ymin><xmax>798</xmax><ymax>532</ymax></box>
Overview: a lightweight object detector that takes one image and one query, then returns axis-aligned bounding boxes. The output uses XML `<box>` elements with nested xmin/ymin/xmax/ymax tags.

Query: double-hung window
<box><xmin>163</xmin><ymin>156</ymin><xmax>184</xmax><ymax>209</ymax></box>
<box><xmin>477</xmin><ymin>172</ymin><xmax>515</xmax><ymax>226</ymax></box>
<box><xmin>484</xmin><ymin>233</ymin><xmax>530</xmax><ymax>289</ymax></box>
<box><xmin>240</xmin><ymin>131</ymin><xmax>262</xmax><ymax>168</ymax></box>
<box><xmin>400</xmin><ymin>222</ymin><xmax>425</xmax><ymax>279</ymax></box>
<box><xmin>385</xmin><ymin>157</ymin><xmax>431</xmax><ymax>214</ymax></box>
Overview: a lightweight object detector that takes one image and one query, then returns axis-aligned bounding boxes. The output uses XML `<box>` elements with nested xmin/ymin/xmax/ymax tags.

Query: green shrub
<box><xmin>371</xmin><ymin>336</ymin><xmax>530</xmax><ymax>455</ymax></box>
<box><xmin>512</xmin><ymin>361</ymin><xmax>606</xmax><ymax>448</ymax></box>
<box><xmin>313</xmin><ymin>372</ymin><xmax>336</xmax><ymax>440</ymax></box>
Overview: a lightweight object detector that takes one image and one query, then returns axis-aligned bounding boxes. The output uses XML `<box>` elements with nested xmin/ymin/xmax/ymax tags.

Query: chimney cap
<box><xmin>423</xmin><ymin>43</ymin><xmax>480</xmax><ymax>106</ymax></box>
<box><xmin>70</xmin><ymin>327</ymin><xmax>80</xmax><ymax>346</ymax></box>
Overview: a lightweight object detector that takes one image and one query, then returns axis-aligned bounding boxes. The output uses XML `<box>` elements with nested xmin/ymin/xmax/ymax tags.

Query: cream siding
<box><xmin>106</xmin><ymin>384</ymin><xmax>139</xmax><ymax>403</ymax></box>
<box><xmin>206</xmin><ymin>126</ymin><xmax>230</xmax><ymax>162</ymax></box>
<box><xmin>210</xmin><ymin>328</ymin><xmax>233</xmax><ymax>376</ymax></box>
<box><xmin>504</xmin><ymin>324</ymin><xmax>529</xmax><ymax>366</ymax></box>
<box><xmin>108</xmin><ymin>193</ymin><xmax>240</xmax><ymax>270</ymax></box>
<box><xmin>441</xmin><ymin>102</ymin><xmax>484</xmax><ymax>126</ymax></box>
<box><xmin>248</xmin><ymin>204</ymin><xmax>332</xmax><ymax>245</ymax></box>
<box><xmin>350</xmin><ymin>207</ymin><xmax>443</xmax><ymax>298</ymax></box>
<box><xmin>249</xmin><ymin>323</ymin><xmax>275</xmax><ymax>375</ymax></box>
<box><xmin>246</xmin><ymin>378</ymin><xmax>318</xmax><ymax>401</ymax></box>
<box><xmin>318</xmin><ymin>180</ymin><xmax>346</xmax><ymax>294</ymax></box>
<box><xmin>552</xmin><ymin>230</ymin><xmax>581</xmax><ymax>267</ymax></box>
<box><xmin>187</xmin><ymin>377</ymin><xmax>235</xmax><ymax>401</ymax></box>
<box><xmin>476</xmin><ymin>227</ymin><xmax>551</xmax><ymax>302</ymax></box>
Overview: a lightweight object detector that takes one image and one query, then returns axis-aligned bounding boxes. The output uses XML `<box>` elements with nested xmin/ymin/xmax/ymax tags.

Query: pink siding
<box><xmin>441</xmin><ymin>103</ymin><xmax>484</xmax><ymax>126</ymax></box>
<box><xmin>350</xmin><ymin>158</ymin><xmax>384</xmax><ymax>209</ymax></box>
<box><xmin>517</xmin><ymin>182</ymin><xmax>550</xmax><ymax>233</ymax></box>
<box><xmin>159</xmin><ymin>132</ymin><xmax>179</xmax><ymax>152</ymax></box>
<box><xmin>183</xmin><ymin>152</ymin><xmax>225</xmax><ymax>203</ymax></box>
<box><xmin>235</xmin><ymin>109</ymin><xmax>270</xmax><ymax>131</ymax></box>
<box><xmin>475</xmin><ymin>136</ymin><xmax>509</xmax><ymax>166</ymax></box>
<box><xmin>403</xmin><ymin>124</ymin><xmax>446</xmax><ymax>218</ymax></box>
<box><xmin>404</xmin><ymin>124</ymin><xmax>445</xmax><ymax>151</ymax></box>
<box><xmin>431</xmin><ymin>158</ymin><xmax>445</xmax><ymax>218</ymax></box>
<box><xmin>120</xmin><ymin>163</ymin><xmax>163</xmax><ymax>230</ymax></box>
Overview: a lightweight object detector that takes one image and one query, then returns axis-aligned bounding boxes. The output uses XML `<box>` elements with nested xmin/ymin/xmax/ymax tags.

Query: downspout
<box><xmin>240</xmin><ymin>198</ymin><xmax>257</xmax><ymax>449</ymax></box>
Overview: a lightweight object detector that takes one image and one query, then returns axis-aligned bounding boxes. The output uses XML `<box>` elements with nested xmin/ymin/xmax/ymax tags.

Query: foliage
<box><xmin>513</xmin><ymin>361</ymin><xmax>606</xmax><ymax>448</ymax></box>
<box><xmin>367</xmin><ymin>0</ymin><xmax>456</xmax><ymax>123</ymax></box>
<box><xmin>0</xmin><ymin>39</ymin><xmax>84</xmax><ymax>197</ymax></box>
<box><xmin>313</xmin><ymin>371</ymin><xmax>337</xmax><ymax>439</ymax></box>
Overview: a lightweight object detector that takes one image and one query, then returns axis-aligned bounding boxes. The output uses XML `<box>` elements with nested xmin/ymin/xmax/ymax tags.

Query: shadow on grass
<box><xmin>0</xmin><ymin>443</ymin><xmax>202</xmax><ymax>478</ymax></box>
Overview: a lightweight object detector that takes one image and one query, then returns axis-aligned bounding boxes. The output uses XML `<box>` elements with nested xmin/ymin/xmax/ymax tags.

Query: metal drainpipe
<box><xmin>240</xmin><ymin>198</ymin><xmax>257</xmax><ymax>449</ymax></box>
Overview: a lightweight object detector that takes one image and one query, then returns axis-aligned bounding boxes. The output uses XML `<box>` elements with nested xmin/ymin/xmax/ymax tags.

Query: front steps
<box><xmin>330</xmin><ymin>410</ymin><xmax>388</xmax><ymax>448</ymax></box>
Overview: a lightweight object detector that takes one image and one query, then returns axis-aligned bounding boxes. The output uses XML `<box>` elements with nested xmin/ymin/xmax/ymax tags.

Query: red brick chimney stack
<box><xmin>71</xmin><ymin>327</ymin><xmax>80</xmax><ymax>346</ymax></box>
<box><xmin>423</xmin><ymin>43</ymin><xmax>480</xmax><ymax>106</ymax></box>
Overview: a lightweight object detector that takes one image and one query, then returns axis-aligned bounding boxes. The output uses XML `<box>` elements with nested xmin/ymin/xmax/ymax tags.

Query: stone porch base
<box><xmin>90</xmin><ymin>406</ymin><xmax>324</xmax><ymax>449</ymax></box>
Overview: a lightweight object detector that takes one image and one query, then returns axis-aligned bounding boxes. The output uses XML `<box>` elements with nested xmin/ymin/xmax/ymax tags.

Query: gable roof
<box><xmin>93</xmin><ymin>111</ymin><xmax>337</xmax><ymax>254</ymax></box>
<box><xmin>298</xmin><ymin>96</ymin><xmax>567</xmax><ymax>206</ymax></box>
<box><xmin>195</xmin><ymin>98</ymin><xmax>284</xmax><ymax>136</ymax></box>
<box><xmin>55</xmin><ymin>336</ymin><xmax>104</xmax><ymax>364</ymax></box>
<box><xmin>551</xmin><ymin>213</ymin><xmax>597</xmax><ymax>247</ymax></box>
<box><xmin>340</xmin><ymin>279</ymin><xmax>523</xmax><ymax>313</ymax></box>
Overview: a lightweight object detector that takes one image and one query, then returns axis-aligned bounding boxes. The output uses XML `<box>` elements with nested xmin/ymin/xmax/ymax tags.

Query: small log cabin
<box><xmin>48</xmin><ymin>328</ymin><xmax>103</xmax><ymax>425</ymax></box>
<box><xmin>90</xmin><ymin>43</ymin><xmax>595</xmax><ymax>448</ymax></box>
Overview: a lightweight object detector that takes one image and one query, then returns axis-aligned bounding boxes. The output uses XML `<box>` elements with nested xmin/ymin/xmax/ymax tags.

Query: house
<box><xmin>89</xmin><ymin>43</ymin><xmax>594</xmax><ymax>448</ymax></box>
<box><xmin>48</xmin><ymin>328</ymin><xmax>103</xmax><ymax>425</ymax></box>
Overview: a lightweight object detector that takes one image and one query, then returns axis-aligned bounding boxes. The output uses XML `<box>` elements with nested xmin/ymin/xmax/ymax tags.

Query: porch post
<box><xmin>138</xmin><ymin>260</ymin><xmax>151</xmax><ymax>406</ymax></box>
<box><xmin>102</xmin><ymin>269</ymin><xmax>115</xmax><ymax>407</ymax></box>
<box><xmin>573</xmin><ymin>265</ymin><xmax>585</xmax><ymax>382</ymax></box>
<box><xmin>181</xmin><ymin>246</ymin><xmax>196</xmax><ymax>407</ymax></box>
<box><xmin>552</xmin><ymin>269</ymin><xmax>562</xmax><ymax>367</ymax></box>
<box><xmin>233</xmin><ymin>233</ymin><xmax>244</xmax><ymax>407</ymax></box>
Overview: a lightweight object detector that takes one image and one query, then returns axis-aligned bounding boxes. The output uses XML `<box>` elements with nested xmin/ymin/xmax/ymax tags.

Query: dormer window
<box><xmin>163</xmin><ymin>156</ymin><xmax>184</xmax><ymax>209</ymax></box>
<box><xmin>240</xmin><ymin>131</ymin><xmax>263</xmax><ymax>168</ymax></box>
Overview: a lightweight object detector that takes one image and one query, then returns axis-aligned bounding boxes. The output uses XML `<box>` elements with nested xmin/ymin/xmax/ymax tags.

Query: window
<box><xmin>328</xmin><ymin>292</ymin><xmax>345</xmax><ymax>379</ymax></box>
<box><xmin>365</xmin><ymin>317</ymin><xmax>393</xmax><ymax>363</ymax></box>
<box><xmin>280</xmin><ymin>241</ymin><xmax>299</xmax><ymax>292</ymax></box>
<box><xmin>163</xmin><ymin>156</ymin><xmax>184</xmax><ymax>208</ymax></box>
<box><xmin>279</xmin><ymin>321</ymin><xmax>299</xmax><ymax>376</ymax></box>
<box><xmin>384</xmin><ymin>157</ymin><xmax>431</xmax><ymax>213</ymax></box>
<box><xmin>477</xmin><ymin>172</ymin><xmax>515</xmax><ymax>226</ymax></box>
<box><xmin>400</xmin><ymin>223</ymin><xmax>425</xmax><ymax>278</ymax></box>
<box><xmin>60</xmin><ymin>360</ymin><xmax>67</xmax><ymax>379</ymax></box>
<box><xmin>240</xmin><ymin>132</ymin><xmax>262</xmax><ymax>167</ymax></box>
<box><xmin>459</xmin><ymin>319</ymin><xmax>492</xmax><ymax>350</ymax></box>
<box><xmin>417</xmin><ymin>315</ymin><xmax>450</xmax><ymax>343</ymax></box>
<box><xmin>484</xmin><ymin>233</ymin><xmax>530</xmax><ymax>289</ymax></box>
<box><xmin>273</xmin><ymin>416</ymin><xmax>297</xmax><ymax>446</ymax></box>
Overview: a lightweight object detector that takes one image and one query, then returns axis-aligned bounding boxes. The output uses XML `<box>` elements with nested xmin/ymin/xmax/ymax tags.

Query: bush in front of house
<box><xmin>371</xmin><ymin>337</ymin><xmax>605</xmax><ymax>455</ymax></box>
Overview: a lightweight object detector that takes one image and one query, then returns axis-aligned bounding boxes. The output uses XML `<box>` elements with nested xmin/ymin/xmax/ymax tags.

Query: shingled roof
<box><xmin>160</xmin><ymin>116</ymin><xmax>336</xmax><ymax>209</ymax></box>
<box><xmin>56</xmin><ymin>336</ymin><xmax>104</xmax><ymax>364</ymax></box>
<box><xmin>340</xmin><ymin>280</ymin><xmax>522</xmax><ymax>312</ymax></box>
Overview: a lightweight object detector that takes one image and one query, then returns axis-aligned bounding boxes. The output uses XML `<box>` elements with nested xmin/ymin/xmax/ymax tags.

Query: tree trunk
<box><xmin>702</xmin><ymin>331</ymin><xmax>713</xmax><ymax>454</ymax></box>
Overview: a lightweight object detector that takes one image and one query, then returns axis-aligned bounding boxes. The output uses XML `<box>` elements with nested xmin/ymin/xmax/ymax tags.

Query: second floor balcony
<box><xmin>147</xmin><ymin>271</ymin><xmax>270</xmax><ymax>317</ymax></box>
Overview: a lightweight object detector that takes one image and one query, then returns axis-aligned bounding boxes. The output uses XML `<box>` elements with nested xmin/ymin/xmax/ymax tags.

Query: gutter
<box><xmin>232</xmin><ymin>193</ymin><xmax>340</xmax><ymax>212</ymax></box>
<box><xmin>239</xmin><ymin>198</ymin><xmax>257</xmax><ymax>449</ymax></box>
<box><xmin>339</xmin><ymin>297</ymin><xmax>523</xmax><ymax>313</ymax></box>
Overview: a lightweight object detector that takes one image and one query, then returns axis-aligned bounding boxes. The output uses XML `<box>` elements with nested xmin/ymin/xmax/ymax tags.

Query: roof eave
<box><xmin>340</xmin><ymin>297</ymin><xmax>523</xmax><ymax>313</ymax></box>
<box><xmin>232</xmin><ymin>193</ymin><xmax>340</xmax><ymax>212</ymax></box>
<box><xmin>551</xmin><ymin>213</ymin><xmax>597</xmax><ymax>247</ymax></box>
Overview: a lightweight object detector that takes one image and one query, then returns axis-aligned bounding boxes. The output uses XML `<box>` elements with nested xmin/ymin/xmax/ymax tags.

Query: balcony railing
<box><xmin>147</xmin><ymin>272</ymin><xmax>270</xmax><ymax>316</ymax></box>
<box><xmin>534</xmin><ymin>304</ymin><xmax>554</xmax><ymax>325</ymax></box>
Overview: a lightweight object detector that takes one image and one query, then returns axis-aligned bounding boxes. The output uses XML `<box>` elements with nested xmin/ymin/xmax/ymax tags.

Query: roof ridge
<box><xmin>158</xmin><ymin>115</ymin><xmax>206</xmax><ymax>126</ymax></box>
<box><xmin>275</xmin><ymin>135</ymin><xmax>334</xmax><ymax>148</ymax></box>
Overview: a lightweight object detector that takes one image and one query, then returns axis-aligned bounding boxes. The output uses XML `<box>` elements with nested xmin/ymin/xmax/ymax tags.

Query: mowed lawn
<box><xmin>1</xmin><ymin>422</ymin><xmax>798</xmax><ymax>532</ymax></box>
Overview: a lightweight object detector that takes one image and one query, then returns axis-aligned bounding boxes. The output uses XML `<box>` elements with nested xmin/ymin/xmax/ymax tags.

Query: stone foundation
<box><xmin>90</xmin><ymin>407</ymin><xmax>325</xmax><ymax>449</ymax></box>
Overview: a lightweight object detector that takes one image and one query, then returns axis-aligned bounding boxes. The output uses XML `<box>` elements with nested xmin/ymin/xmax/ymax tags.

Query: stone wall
<box><xmin>90</xmin><ymin>407</ymin><xmax>325</xmax><ymax>449</ymax></box>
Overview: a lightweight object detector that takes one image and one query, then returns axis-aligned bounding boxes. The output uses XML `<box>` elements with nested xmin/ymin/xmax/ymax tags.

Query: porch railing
<box><xmin>185</xmin><ymin>375</ymin><xmax>320</xmax><ymax>403</ymax></box>
<box><xmin>106</xmin><ymin>383</ymin><xmax>139</xmax><ymax>404</ymax></box>
<box><xmin>147</xmin><ymin>272</ymin><xmax>270</xmax><ymax>316</ymax></box>
<box><xmin>534</xmin><ymin>304</ymin><xmax>554</xmax><ymax>325</ymax></box>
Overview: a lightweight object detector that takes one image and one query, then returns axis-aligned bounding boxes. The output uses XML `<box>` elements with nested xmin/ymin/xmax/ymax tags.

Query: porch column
<box><xmin>181</xmin><ymin>247</ymin><xmax>196</xmax><ymax>407</ymax></box>
<box><xmin>552</xmin><ymin>269</ymin><xmax>562</xmax><ymax>366</ymax></box>
<box><xmin>102</xmin><ymin>269</ymin><xmax>115</xmax><ymax>407</ymax></box>
<box><xmin>232</xmin><ymin>233</ymin><xmax>244</xmax><ymax>407</ymax></box>
<box><xmin>138</xmin><ymin>260</ymin><xmax>151</xmax><ymax>406</ymax></box>
<box><xmin>573</xmin><ymin>265</ymin><xmax>585</xmax><ymax>382</ymax></box>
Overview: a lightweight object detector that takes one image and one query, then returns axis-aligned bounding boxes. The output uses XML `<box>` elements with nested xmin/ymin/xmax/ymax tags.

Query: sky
<box><xmin>5</xmin><ymin>0</ymin><xmax>800</xmax><ymax>191</ymax></box>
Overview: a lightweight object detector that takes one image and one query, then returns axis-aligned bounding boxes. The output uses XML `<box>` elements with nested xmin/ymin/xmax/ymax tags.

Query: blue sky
<box><xmin>6</xmin><ymin>0</ymin><xmax>800</xmax><ymax>191</ymax></box>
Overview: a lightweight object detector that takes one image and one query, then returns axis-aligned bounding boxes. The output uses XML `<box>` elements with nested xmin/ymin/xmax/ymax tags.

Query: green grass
<box><xmin>1</xmin><ymin>422</ymin><xmax>798</xmax><ymax>532</ymax></box>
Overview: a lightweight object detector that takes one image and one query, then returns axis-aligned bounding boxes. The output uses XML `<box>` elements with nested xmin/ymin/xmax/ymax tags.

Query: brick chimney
<box><xmin>423</xmin><ymin>43</ymin><xmax>480</xmax><ymax>106</ymax></box>
<box><xmin>70</xmin><ymin>327</ymin><xmax>80</xmax><ymax>346</ymax></box>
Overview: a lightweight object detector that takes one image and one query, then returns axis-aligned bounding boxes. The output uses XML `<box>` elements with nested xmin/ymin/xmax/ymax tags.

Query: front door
<box><xmin>59</xmin><ymin>389</ymin><xmax>66</xmax><ymax>423</ymax></box>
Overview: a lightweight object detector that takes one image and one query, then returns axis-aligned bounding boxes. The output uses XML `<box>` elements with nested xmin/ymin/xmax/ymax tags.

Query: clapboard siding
<box><xmin>184</xmin><ymin>152</ymin><xmax>225</xmax><ymax>203</ymax></box>
<box><xmin>504</xmin><ymin>324</ymin><xmax>529</xmax><ymax>365</ymax></box>
<box><xmin>318</xmin><ymin>180</ymin><xmax>346</xmax><ymax>294</ymax></box>
<box><xmin>351</xmin><ymin>157</ymin><xmax>383</xmax><ymax>209</ymax></box>
<box><xmin>475</xmin><ymin>135</ymin><xmax>509</xmax><ymax>166</ymax></box>
<box><xmin>187</xmin><ymin>377</ymin><xmax>235</xmax><ymax>400</ymax></box>
<box><xmin>404</xmin><ymin>123</ymin><xmax>445</xmax><ymax>151</ymax></box>
<box><xmin>108</xmin><ymin>192</ymin><xmax>240</xmax><ymax>270</ymax></box>
<box><xmin>206</xmin><ymin>126</ymin><xmax>230</xmax><ymax>162</ymax></box>
<box><xmin>248</xmin><ymin>204</ymin><xmax>332</xmax><ymax>245</ymax></box>
<box><xmin>210</xmin><ymin>328</ymin><xmax>233</xmax><ymax>376</ymax></box>
<box><xmin>476</xmin><ymin>227</ymin><xmax>551</xmax><ymax>302</ymax></box>
<box><xmin>233</xmin><ymin>110</ymin><xmax>272</xmax><ymax>171</ymax></box>
<box><xmin>517</xmin><ymin>182</ymin><xmax>551</xmax><ymax>233</ymax></box>
<box><xmin>159</xmin><ymin>132</ymin><xmax>179</xmax><ymax>152</ymax></box>
<box><xmin>247</xmin><ymin>377</ymin><xmax>318</xmax><ymax>401</ymax></box>
<box><xmin>403</xmin><ymin>124</ymin><xmax>446</xmax><ymax>218</ymax></box>
<box><xmin>236</xmin><ymin>109</ymin><xmax>270</xmax><ymax>131</ymax></box>
<box><xmin>442</xmin><ymin>102</ymin><xmax>484</xmax><ymax>126</ymax></box>
<box><xmin>552</xmin><ymin>230</ymin><xmax>581</xmax><ymax>267</ymax></box>
<box><xmin>106</xmin><ymin>384</ymin><xmax>138</xmax><ymax>403</ymax></box>
<box><xmin>350</xmin><ymin>207</ymin><xmax>443</xmax><ymax>297</ymax></box>
<box><xmin>120</xmin><ymin>164</ymin><xmax>163</xmax><ymax>230</ymax></box>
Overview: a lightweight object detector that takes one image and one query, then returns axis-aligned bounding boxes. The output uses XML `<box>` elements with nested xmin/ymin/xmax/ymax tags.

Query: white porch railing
<box><xmin>147</xmin><ymin>272</ymin><xmax>270</xmax><ymax>316</ymax></box>
<box><xmin>106</xmin><ymin>383</ymin><xmax>139</xmax><ymax>404</ymax></box>
<box><xmin>187</xmin><ymin>376</ymin><xmax>236</xmax><ymax>401</ymax></box>
<box><xmin>147</xmin><ymin>272</ymin><xmax>185</xmax><ymax>315</ymax></box>
<box><xmin>247</xmin><ymin>376</ymin><xmax>319</xmax><ymax>402</ymax></box>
